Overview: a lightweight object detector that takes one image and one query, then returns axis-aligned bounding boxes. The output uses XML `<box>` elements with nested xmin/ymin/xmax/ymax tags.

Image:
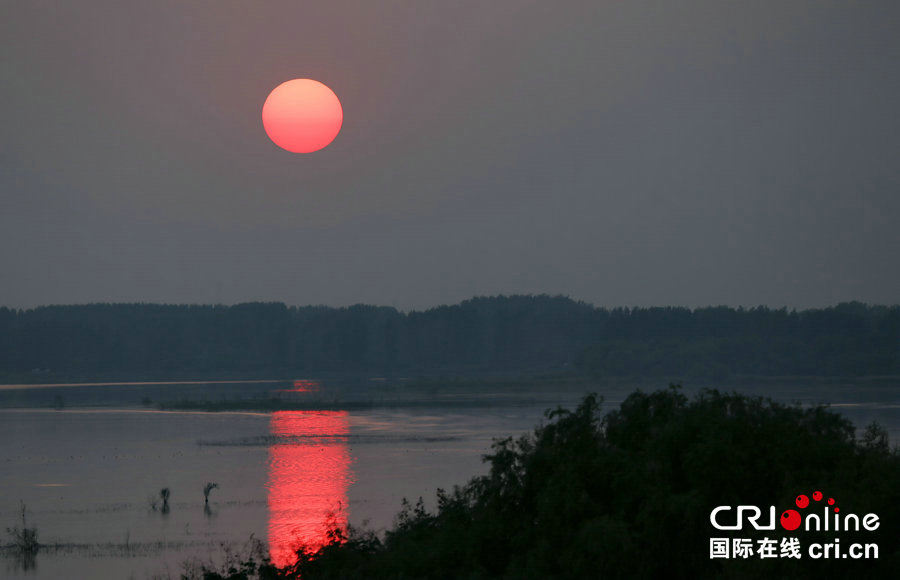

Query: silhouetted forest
<box><xmin>196</xmin><ymin>387</ymin><xmax>900</xmax><ymax>579</ymax></box>
<box><xmin>0</xmin><ymin>297</ymin><xmax>898</xmax><ymax>380</ymax></box>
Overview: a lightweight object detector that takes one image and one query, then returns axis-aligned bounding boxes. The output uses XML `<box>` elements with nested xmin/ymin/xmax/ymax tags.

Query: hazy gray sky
<box><xmin>2</xmin><ymin>1</ymin><xmax>898</xmax><ymax>310</ymax></box>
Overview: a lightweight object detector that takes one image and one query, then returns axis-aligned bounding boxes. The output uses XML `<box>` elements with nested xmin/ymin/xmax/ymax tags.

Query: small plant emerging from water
<box><xmin>203</xmin><ymin>482</ymin><xmax>219</xmax><ymax>505</ymax></box>
<box><xmin>160</xmin><ymin>487</ymin><xmax>171</xmax><ymax>514</ymax></box>
<box><xmin>6</xmin><ymin>502</ymin><xmax>39</xmax><ymax>557</ymax></box>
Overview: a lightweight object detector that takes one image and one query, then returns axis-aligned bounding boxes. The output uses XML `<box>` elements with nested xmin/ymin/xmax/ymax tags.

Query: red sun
<box><xmin>262</xmin><ymin>79</ymin><xmax>343</xmax><ymax>153</ymax></box>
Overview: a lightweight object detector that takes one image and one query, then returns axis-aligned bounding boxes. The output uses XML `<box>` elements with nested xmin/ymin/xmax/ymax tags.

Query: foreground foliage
<box><xmin>196</xmin><ymin>386</ymin><xmax>900</xmax><ymax>579</ymax></box>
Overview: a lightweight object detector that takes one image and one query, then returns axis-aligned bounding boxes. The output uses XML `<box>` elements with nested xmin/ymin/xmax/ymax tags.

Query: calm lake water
<box><xmin>1</xmin><ymin>378</ymin><xmax>898</xmax><ymax>578</ymax></box>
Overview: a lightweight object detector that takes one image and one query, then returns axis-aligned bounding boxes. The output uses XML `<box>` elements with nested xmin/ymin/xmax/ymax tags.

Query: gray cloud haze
<box><xmin>2</xmin><ymin>1</ymin><xmax>899</xmax><ymax>310</ymax></box>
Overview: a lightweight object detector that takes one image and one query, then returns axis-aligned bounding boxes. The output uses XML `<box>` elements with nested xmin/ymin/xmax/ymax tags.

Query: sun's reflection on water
<box><xmin>266</xmin><ymin>410</ymin><xmax>353</xmax><ymax>567</ymax></box>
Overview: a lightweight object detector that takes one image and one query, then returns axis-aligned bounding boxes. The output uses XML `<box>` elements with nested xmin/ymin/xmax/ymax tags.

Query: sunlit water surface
<box><xmin>1</xmin><ymin>379</ymin><xmax>898</xmax><ymax>578</ymax></box>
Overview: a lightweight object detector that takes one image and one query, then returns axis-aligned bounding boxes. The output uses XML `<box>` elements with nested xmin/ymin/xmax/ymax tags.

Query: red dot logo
<box><xmin>827</xmin><ymin>498</ymin><xmax>835</xmax><ymax>505</ymax></box>
<box><xmin>813</xmin><ymin>491</ymin><xmax>823</xmax><ymax>501</ymax></box>
<box><xmin>781</xmin><ymin>509</ymin><xmax>801</xmax><ymax>531</ymax></box>
<box><xmin>795</xmin><ymin>494</ymin><xmax>809</xmax><ymax>509</ymax></box>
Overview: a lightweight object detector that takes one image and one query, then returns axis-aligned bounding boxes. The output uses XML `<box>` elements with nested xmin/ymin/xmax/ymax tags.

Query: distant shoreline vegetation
<box><xmin>1</xmin><ymin>297</ymin><xmax>898</xmax><ymax>383</ymax></box>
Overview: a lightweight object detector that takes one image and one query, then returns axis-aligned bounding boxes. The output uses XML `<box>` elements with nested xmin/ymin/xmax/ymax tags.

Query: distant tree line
<box><xmin>0</xmin><ymin>297</ymin><xmax>897</xmax><ymax>380</ymax></box>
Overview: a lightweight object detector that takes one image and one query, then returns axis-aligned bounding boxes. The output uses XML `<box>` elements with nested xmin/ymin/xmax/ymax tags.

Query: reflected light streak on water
<box><xmin>274</xmin><ymin>379</ymin><xmax>322</xmax><ymax>395</ymax></box>
<box><xmin>266</xmin><ymin>410</ymin><xmax>353</xmax><ymax>567</ymax></box>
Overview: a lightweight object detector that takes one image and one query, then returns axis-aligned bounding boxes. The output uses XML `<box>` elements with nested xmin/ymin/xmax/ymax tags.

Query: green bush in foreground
<box><xmin>197</xmin><ymin>386</ymin><xmax>900</xmax><ymax>579</ymax></box>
